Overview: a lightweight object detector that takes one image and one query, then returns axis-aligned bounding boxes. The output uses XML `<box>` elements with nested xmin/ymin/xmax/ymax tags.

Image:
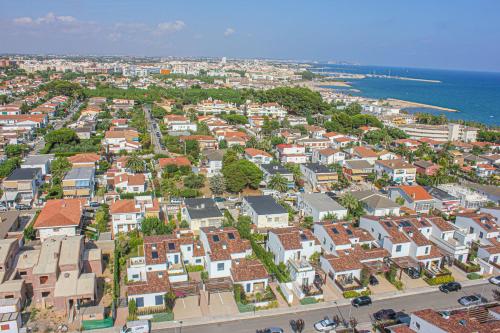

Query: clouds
<box><xmin>224</xmin><ymin>27</ymin><xmax>235</xmax><ymax>37</ymax></box>
<box><xmin>155</xmin><ymin>20</ymin><xmax>186</xmax><ymax>34</ymax></box>
<box><xmin>13</xmin><ymin>12</ymin><xmax>77</xmax><ymax>26</ymax></box>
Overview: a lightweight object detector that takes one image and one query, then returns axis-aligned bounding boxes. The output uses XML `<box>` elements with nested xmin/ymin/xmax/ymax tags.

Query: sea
<box><xmin>312</xmin><ymin>64</ymin><xmax>500</xmax><ymax>126</ymax></box>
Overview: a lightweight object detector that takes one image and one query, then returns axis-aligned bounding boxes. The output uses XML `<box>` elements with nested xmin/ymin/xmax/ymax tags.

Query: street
<box><xmin>143</xmin><ymin>104</ymin><xmax>168</xmax><ymax>155</ymax></box>
<box><xmin>155</xmin><ymin>283</ymin><xmax>498</xmax><ymax>333</ymax></box>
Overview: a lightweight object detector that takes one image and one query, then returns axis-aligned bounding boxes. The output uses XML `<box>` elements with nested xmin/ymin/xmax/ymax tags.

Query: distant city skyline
<box><xmin>1</xmin><ymin>0</ymin><xmax>499</xmax><ymax>72</ymax></box>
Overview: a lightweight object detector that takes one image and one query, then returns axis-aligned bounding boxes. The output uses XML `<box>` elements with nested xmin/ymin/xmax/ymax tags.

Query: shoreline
<box><xmin>386</xmin><ymin>98</ymin><xmax>458</xmax><ymax>112</ymax></box>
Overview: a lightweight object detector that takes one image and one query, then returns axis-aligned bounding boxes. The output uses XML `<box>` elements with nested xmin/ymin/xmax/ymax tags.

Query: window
<box><xmin>469</xmin><ymin>227</ymin><xmax>474</xmax><ymax>234</ymax></box>
<box><xmin>132</xmin><ymin>274</ymin><xmax>139</xmax><ymax>279</ymax></box>
<box><xmin>42</xmin><ymin>291</ymin><xmax>50</xmax><ymax>298</ymax></box>
<box><xmin>39</xmin><ymin>276</ymin><xmax>49</xmax><ymax>284</ymax></box>
<box><xmin>246</xmin><ymin>283</ymin><xmax>251</xmax><ymax>293</ymax></box>
<box><xmin>415</xmin><ymin>322</ymin><xmax>420</xmax><ymax>330</ymax></box>
<box><xmin>396</xmin><ymin>245</ymin><xmax>402</xmax><ymax>252</ymax></box>
<box><xmin>425</xmin><ymin>247</ymin><xmax>429</xmax><ymax>255</ymax></box>
<box><xmin>196</xmin><ymin>258</ymin><xmax>202</xmax><ymax>264</ymax></box>
<box><xmin>479</xmin><ymin>232</ymin><xmax>484</xmax><ymax>239</ymax></box>
<box><xmin>217</xmin><ymin>263</ymin><xmax>225</xmax><ymax>271</ymax></box>
<box><xmin>155</xmin><ymin>295</ymin><xmax>163</xmax><ymax>306</ymax></box>
<box><xmin>135</xmin><ymin>297</ymin><xmax>144</xmax><ymax>307</ymax></box>
<box><xmin>187</xmin><ymin>246</ymin><xmax>191</xmax><ymax>251</ymax></box>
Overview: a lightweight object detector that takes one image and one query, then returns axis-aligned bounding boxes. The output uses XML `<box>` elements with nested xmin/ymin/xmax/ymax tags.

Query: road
<box><xmin>143</xmin><ymin>104</ymin><xmax>168</xmax><ymax>155</ymax></box>
<box><xmin>32</xmin><ymin>100</ymin><xmax>83</xmax><ymax>154</ymax></box>
<box><xmin>155</xmin><ymin>283</ymin><xmax>498</xmax><ymax>333</ymax></box>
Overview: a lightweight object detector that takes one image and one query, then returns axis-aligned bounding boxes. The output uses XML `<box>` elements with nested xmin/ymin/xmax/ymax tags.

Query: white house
<box><xmin>242</xmin><ymin>195</ymin><xmax>289</xmax><ymax>229</ymax></box>
<box><xmin>311</xmin><ymin>148</ymin><xmax>345</xmax><ymax>165</ymax></box>
<box><xmin>199</xmin><ymin>227</ymin><xmax>252</xmax><ymax>279</ymax></box>
<box><xmin>314</xmin><ymin>221</ymin><xmax>374</xmax><ymax>255</ymax></box>
<box><xmin>110</xmin><ymin>196</ymin><xmax>160</xmax><ymax>235</ymax></box>
<box><xmin>244</xmin><ymin>148</ymin><xmax>273</xmax><ymax>165</ymax></box>
<box><xmin>297</xmin><ymin>193</ymin><xmax>347</xmax><ymax>222</ymax></box>
<box><xmin>375</xmin><ymin>159</ymin><xmax>417</xmax><ymax>185</ymax></box>
<box><xmin>182</xmin><ymin>198</ymin><xmax>224</xmax><ymax>232</ymax></box>
<box><xmin>266</xmin><ymin>227</ymin><xmax>320</xmax><ymax>265</ymax></box>
<box><xmin>33</xmin><ymin>199</ymin><xmax>83</xmax><ymax>241</ymax></box>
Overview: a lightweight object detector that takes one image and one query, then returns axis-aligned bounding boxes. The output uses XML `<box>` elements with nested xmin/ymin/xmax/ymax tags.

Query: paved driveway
<box><xmin>401</xmin><ymin>273</ymin><xmax>428</xmax><ymax>289</ymax></box>
<box><xmin>173</xmin><ymin>296</ymin><xmax>203</xmax><ymax>320</ymax></box>
<box><xmin>206</xmin><ymin>292</ymin><xmax>238</xmax><ymax>316</ymax></box>
<box><xmin>448</xmin><ymin>265</ymin><xmax>469</xmax><ymax>282</ymax></box>
<box><xmin>323</xmin><ymin>277</ymin><xmax>343</xmax><ymax>301</ymax></box>
<box><xmin>369</xmin><ymin>274</ymin><xmax>397</xmax><ymax>294</ymax></box>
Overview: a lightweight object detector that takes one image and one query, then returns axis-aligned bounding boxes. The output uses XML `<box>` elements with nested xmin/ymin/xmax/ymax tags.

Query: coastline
<box><xmin>386</xmin><ymin>98</ymin><xmax>458</xmax><ymax>112</ymax></box>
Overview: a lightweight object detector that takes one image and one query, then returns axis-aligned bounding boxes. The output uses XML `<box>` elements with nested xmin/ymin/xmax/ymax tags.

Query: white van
<box><xmin>120</xmin><ymin>320</ymin><xmax>150</xmax><ymax>333</ymax></box>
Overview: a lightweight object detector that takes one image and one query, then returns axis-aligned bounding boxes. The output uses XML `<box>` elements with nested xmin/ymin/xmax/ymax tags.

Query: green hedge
<box><xmin>300</xmin><ymin>297</ymin><xmax>319</xmax><ymax>305</ymax></box>
<box><xmin>467</xmin><ymin>272</ymin><xmax>482</xmax><ymax>280</ymax></box>
<box><xmin>454</xmin><ymin>260</ymin><xmax>481</xmax><ymax>273</ymax></box>
<box><xmin>185</xmin><ymin>264</ymin><xmax>204</xmax><ymax>272</ymax></box>
<box><xmin>151</xmin><ymin>312</ymin><xmax>174</xmax><ymax>322</ymax></box>
<box><xmin>237</xmin><ymin>302</ymin><xmax>255</xmax><ymax>313</ymax></box>
<box><xmin>343</xmin><ymin>289</ymin><xmax>372</xmax><ymax>299</ymax></box>
<box><xmin>425</xmin><ymin>275</ymin><xmax>455</xmax><ymax>286</ymax></box>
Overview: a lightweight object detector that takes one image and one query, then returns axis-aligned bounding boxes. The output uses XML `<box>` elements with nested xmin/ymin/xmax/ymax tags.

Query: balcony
<box><xmin>128</xmin><ymin>256</ymin><xmax>146</xmax><ymax>268</ymax></box>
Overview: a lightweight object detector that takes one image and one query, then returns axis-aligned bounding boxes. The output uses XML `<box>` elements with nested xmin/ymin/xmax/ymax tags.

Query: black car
<box><xmin>439</xmin><ymin>282</ymin><xmax>462</xmax><ymax>293</ymax></box>
<box><xmin>395</xmin><ymin>312</ymin><xmax>411</xmax><ymax>325</ymax></box>
<box><xmin>373</xmin><ymin>309</ymin><xmax>397</xmax><ymax>321</ymax></box>
<box><xmin>351</xmin><ymin>296</ymin><xmax>372</xmax><ymax>307</ymax></box>
<box><xmin>369</xmin><ymin>275</ymin><xmax>379</xmax><ymax>286</ymax></box>
<box><xmin>405</xmin><ymin>267</ymin><xmax>420</xmax><ymax>279</ymax></box>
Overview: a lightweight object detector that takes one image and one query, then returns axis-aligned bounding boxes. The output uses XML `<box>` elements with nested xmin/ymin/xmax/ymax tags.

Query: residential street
<box><xmin>153</xmin><ymin>282</ymin><xmax>497</xmax><ymax>333</ymax></box>
<box><xmin>143</xmin><ymin>104</ymin><xmax>168</xmax><ymax>155</ymax></box>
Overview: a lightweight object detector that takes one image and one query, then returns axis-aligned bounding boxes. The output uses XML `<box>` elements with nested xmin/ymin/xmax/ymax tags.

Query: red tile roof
<box><xmin>34</xmin><ymin>199</ymin><xmax>83</xmax><ymax>228</ymax></box>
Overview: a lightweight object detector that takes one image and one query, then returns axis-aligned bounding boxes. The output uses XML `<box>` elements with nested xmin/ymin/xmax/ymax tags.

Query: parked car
<box><xmin>351</xmin><ymin>296</ymin><xmax>372</xmax><ymax>308</ymax></box>
<box><xmin>15</xmin><ymin>204</ymin><xmax>31</xmax><ymax>211</ymax></box>
<box><xmin>488</xmin><ymin>275</ymin><xmax>500</xmax><ymax>285</ymax></box>
<box><xmin>458</xmin><ymin>295</ymin><xmax>483</xmax><ymax>307</ymax></box>
<box><xmin>0</xmin><ymin>205</ymin><xmax>8</xmax><ymax>212</ymax></box>
<box><xmin>369</xmin><ymin>275</ymin><xmax>379</xmax><ymax>286</ymax></box>
<box><xmin>256</xmin><ymin>328</ymin><xmax>283</xmax><ymax>333</ymax></box>
<box><xmin>314</xmin><ymin>317</ymin><xmax>337</xmax><ymax>332</ymax></box>
<box><xmin>89</xmin><ymin>201</ymin><xmax>100</xmax><ymax>208</ymax></box>
<box><xmin>395</xmin><ymin>312</ymin><xmax>411</xmax><ymax>325</ymax></box>
<box><xmin>439</xmin><ymin>282</ymin><xmax>462</xmax><ymax>293</ymax></box>
<box><xmin>404</xmin><ymin>267</ymin><xmax>420</xmax><ymax>279</ymax></box>
<box><xmin>373</xmin><ymin>309</ymin><xmax>397</xmax><ymax>321</ymax></box>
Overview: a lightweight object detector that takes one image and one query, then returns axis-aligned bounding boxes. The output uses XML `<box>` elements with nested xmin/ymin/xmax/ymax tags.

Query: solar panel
<box><xmin>332</xmin><ymin>228</ymin><xmax>339</xmax><ymax>234</ymax></box>
<box><xmin>168</xmin><ymin>242</ymin><xmax>175</xmax><ymax>250</ymax></box>
<box><xmin>400</xmin><ymin>221</ymin><xmax>412</xmax><ymax>227</ymax></box>
<box><xmin>227</xmin><ymin>232</ymin><xmax>235</xmax><ymax>240</ymax></box>
<box><xmin>485</xmin><ymin>224</ymin><xmax>492</xmax><ymax>230</ymax></box>
<box><xmin>346</xmin><ymin>229</ymin><xmax>353</xmax><ymax>235</ymax></box>
<box><xmin>385</xmin><ymin>221</ymin><xmax>392</xmax><ymax>228</ymax></box>
<box><xmin>300</xmin><ymin>233</ymin><xmax>308</xmax><ymax>241</ymax></box>
<box><xmin>213</xmin><ymin>235</ymin><xmax>220</xmax><ymax>242</ymax></box>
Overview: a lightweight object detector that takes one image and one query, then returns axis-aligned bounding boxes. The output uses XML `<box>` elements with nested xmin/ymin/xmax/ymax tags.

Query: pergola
<box><xmin>205</xmin><ymin>277</ymin><xmax>233</xmax><ymax>305</ymax></box>
<box><xmin>170</xmin><ymin>281</ymin><xmax>201</xmax><ymax>305</ymax></box>
<box><xmin>362</xmin><ymin>260</ymin><xmax>391</xmax><ymax>275</ymax></box>
<box><xmin>388</xmin><ymin>256</ymin><xmax>420</xmax><ymax>280</ymax></box>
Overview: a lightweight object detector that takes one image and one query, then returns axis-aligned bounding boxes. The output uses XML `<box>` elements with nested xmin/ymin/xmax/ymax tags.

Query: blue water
<box><xmin>313</xmin><ymin>64</ymin><xmax>500</xmax><ymax>126</ymax></box>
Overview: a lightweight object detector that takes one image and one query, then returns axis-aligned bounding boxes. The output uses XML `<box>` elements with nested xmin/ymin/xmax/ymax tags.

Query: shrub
<box><xmin>300</xmin><ymin>297</ymin><xmax>318</xmax><ymax>305</ymax></box>
<box><xmin>467</xmin><ymin>272</ymin><xmax>482</xmax><ymax>280</ymax></box>
<box><xmin>453</xmin><ymin>260</ymin><xmax>481</xmax><ymax>273</ymax></box>
<box><xmin>343</xmin><ymin>290</ymin><xmax>372</xmax><ymax>298</ymax></box>
<box><xmin>425</xmin><ymin>275</ymin><xmax>455</xmax><ymax>286</ymax></box>
<box><xmin>343</xmin><ymin>291</ymin><xmax>360</xmax><ymax>299</ymax></box>
<box><xmin>185</xmin><ymin>264</ymin><xmax>204</xmax><ymax>272</ymax></box>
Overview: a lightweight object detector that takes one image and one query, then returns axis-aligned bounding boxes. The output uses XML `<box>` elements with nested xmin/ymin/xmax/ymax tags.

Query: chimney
<box><xmin>411</xmin><ymin>193</ymin><xmax>416</xmax><ymax>199</ymax></box>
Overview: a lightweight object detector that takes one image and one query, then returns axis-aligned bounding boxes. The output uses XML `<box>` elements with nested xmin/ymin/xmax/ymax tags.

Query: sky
<box><xmin>1</xmin><ymin>0</ymin><xmax>500</xmax><ymax>72</ymax></box>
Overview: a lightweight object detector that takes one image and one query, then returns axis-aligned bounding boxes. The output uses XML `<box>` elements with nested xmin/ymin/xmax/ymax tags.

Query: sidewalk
<box><xmin>91</xmin><ymin>279</ymin><xmax>489</xmax><ymax>333</ymax></box>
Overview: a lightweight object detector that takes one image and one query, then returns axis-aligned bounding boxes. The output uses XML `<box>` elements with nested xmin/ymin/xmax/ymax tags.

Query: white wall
<box><xmin>38</xmin><ymin>226</ymin><xmax>77</xmax><ymax>241</ymax></box>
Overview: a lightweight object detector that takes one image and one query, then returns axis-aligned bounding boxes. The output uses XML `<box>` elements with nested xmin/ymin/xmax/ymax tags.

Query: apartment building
<box><xmin>62</xmin><ymin>167</ymin><xmax>95</xmax><ymax>198</ymax></box>
<box><xmin>110</xmin><ymin>196</ymin><xmax>160</xmax><ymax>235</ymax></box>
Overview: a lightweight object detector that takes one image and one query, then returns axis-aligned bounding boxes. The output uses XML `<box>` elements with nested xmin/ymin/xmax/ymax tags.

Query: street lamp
<box><xmin>179</xmin><ymin>320</ymin><xmax>183</xmax><ymax>333</ymax></box>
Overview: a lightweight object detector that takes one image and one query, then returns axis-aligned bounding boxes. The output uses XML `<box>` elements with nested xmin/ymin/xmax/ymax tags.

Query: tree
<box><xmin>339</xmin><ymin>193</ymin><xmax>364</xmax><ymax>220</ymax></box>
<box><xmin>4</xmin><ymin>144</ymin><xmax>27</xmax><ymax>158</ymax></box>
<box><xmin>268</xmin><ymin>173</ymin><xmax>289</xmax><ymax>192</ymax></box>
<box><xmin>218</xmin><ymin>139</ymin><xmax>228</xmax><ymax>149</ymax></box>
<box><xmin>141</xmin><ymin>217</ymin><xmax>173</xmax><ymax>236</ymax></box>
<box><xmin>126</xmin><ymin>154</ymin><xmax>145</xmax><ymax>173</ymax></box>
<box><xmin>128</xmin><ymin>298</ymin><xmax>137</xmax><ymax>319</ymax></box>
<box><xmin>183</xmin><ymin>173</ymin><xmax>205</xmax><ymax>189</ymax></box>
<box><xmin>45</xmin><ymin>128</ymin><xmax>79</xmax><ymax>146</ymax></box>
<box><xmin>209</xmin><ymin>175</ymin><xmax>226</xmax><ymax>195</ymax></box>
<box><xmin>222</xmin><ymin>159</ymin><xmax>263</xmax><ymax>192</ymax></box>
<box><xmin>51</xmin><ymin>157</ymin><xmax>71</xmax><ymax>183</ymax></box>
<box><xmin>164</xmin><ymin>291</ymin><xmax>177</xmax><ymax>312</ymax></box>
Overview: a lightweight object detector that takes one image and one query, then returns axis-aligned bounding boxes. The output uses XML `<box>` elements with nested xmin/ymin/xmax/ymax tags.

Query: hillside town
<box><xmin>0</xmin><ymin>55</ymin><xmax>499</xmax><ymax>333</ymax></box>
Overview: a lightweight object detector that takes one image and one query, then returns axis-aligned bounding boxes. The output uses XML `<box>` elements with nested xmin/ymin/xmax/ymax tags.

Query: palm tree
<box><xmin>126</xmin><ymin>154</ymin><xmax>145</xmax><ymax>173</ymax></box>
<box><xmin>339</xmin><ymin>193</ymin><xmax>361</xmax><ymax>216</ymax></box>
<box><xmin>268</xmin><ymin>173</ymin><xmax>289</xmax><ymax>193</ymax></box>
